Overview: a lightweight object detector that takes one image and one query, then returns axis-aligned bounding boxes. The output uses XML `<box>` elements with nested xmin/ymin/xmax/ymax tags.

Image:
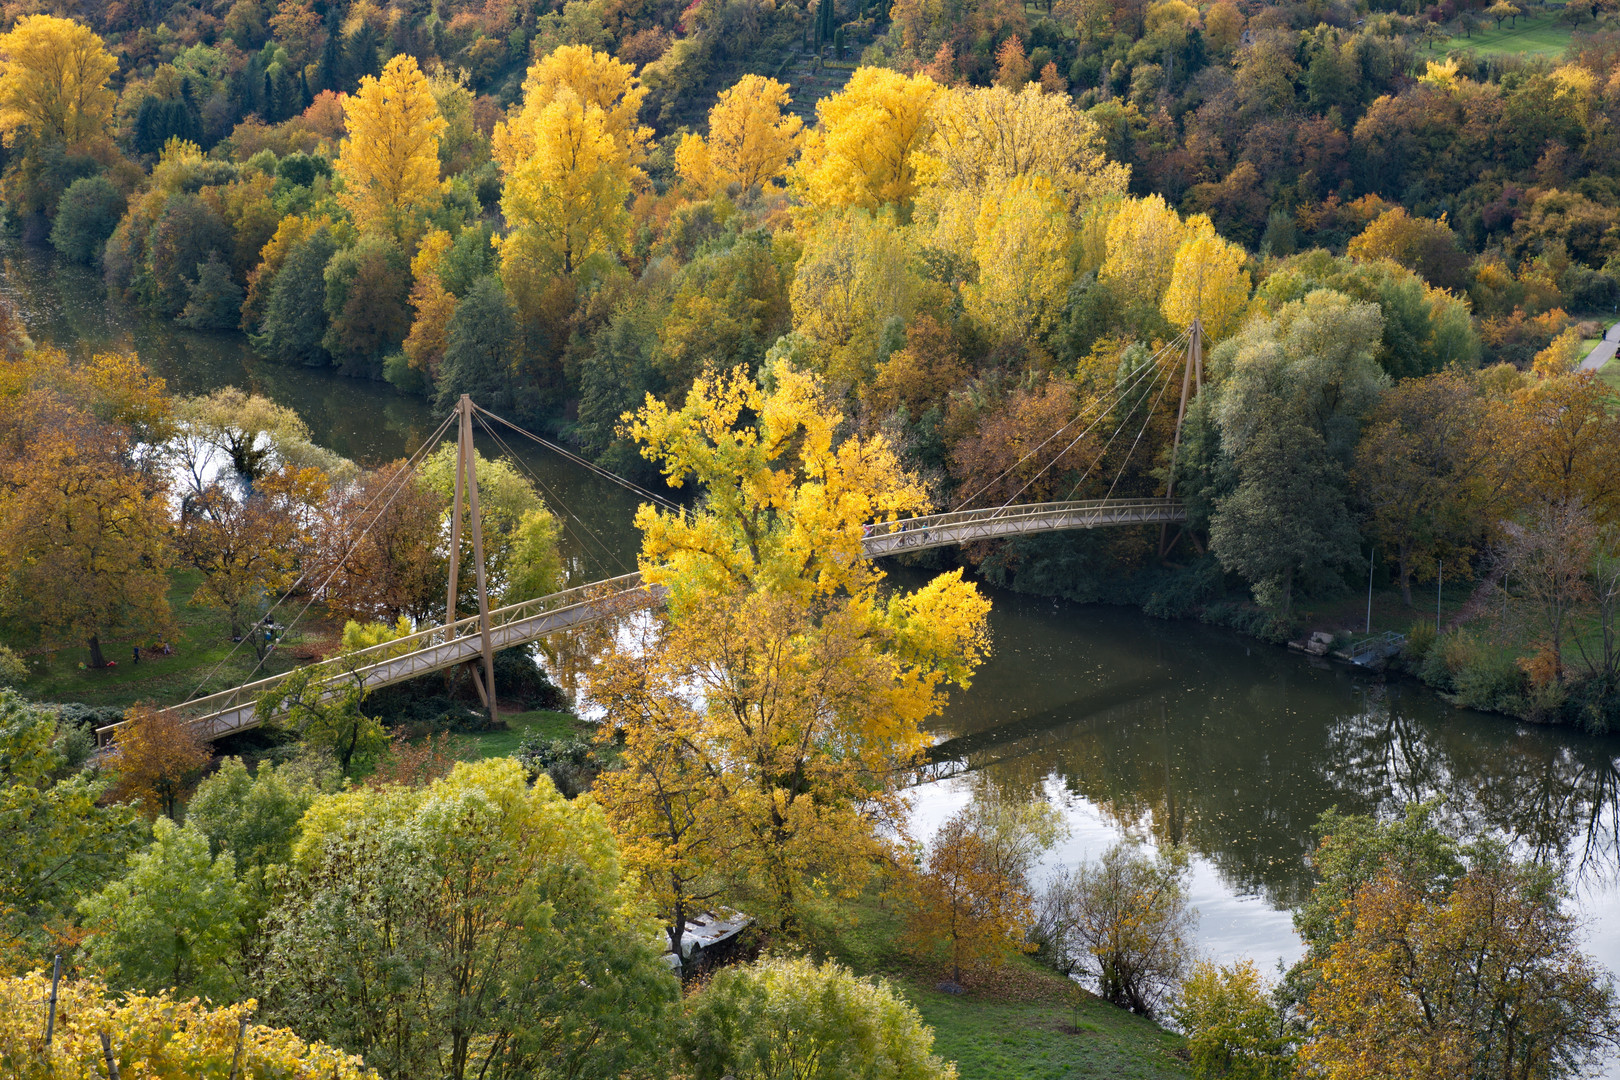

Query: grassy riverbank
<box><xmin>807</xmin><ymin>894</ymin><xmax>1190</xmax><ymax>1080</ymax></box>
<box><xmin>2</xmin><ymin>569</ymin><xmax>334</xmax><ymax>707</ymax></box>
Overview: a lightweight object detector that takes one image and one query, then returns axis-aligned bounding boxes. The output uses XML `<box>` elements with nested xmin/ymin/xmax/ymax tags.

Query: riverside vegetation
<box><xmin>5</xmin><ymin>0</ymin><xmax>1620</xmax><ymax>1075</ymax></box>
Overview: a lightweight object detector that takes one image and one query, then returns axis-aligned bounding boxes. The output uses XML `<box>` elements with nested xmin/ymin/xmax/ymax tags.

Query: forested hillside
<box><xmin>3</xmin><ymin>0</ymin><xmax>1620</xmax><ymax>719</ymax></box>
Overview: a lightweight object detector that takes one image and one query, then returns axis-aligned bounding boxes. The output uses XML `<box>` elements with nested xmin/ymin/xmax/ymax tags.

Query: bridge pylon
<box><xmin>445</xmin><ymin>394</ymin><xmax>499</xmax><ymax>724</ymax></box>
<box><xmin>1160</xmin><ymin>319</ymin><xmax>1204</xmax><ymax>559</ymax></box>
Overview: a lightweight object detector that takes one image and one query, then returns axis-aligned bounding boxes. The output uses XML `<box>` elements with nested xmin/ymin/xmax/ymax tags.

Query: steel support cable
<box><xmin>1097</xmin><ymin>339</ymin><xmax>1184</xmax><ymax>506</ymax></box>
<box><xmin>181</xmin><ymin>407</ymin><xmax>458</xmax><ymax>703</ymax></box>
<box><xmin>1053</xmin><ymin>344</ymin><xmax>1182</xmax><ymax>507</ymax></box>
<box><xmin>988</xmin><ymin>336</ymin><xmax>1183</xmax><ymax>514</ymax></box>
<box><xmin>472</xmin><ymin>410</ymin><xmax>634</xmax><ymax>577</ymax></box>
<box><xmin>471</xmin><ymin>404</ymin><xmax>683</xmax><ymax>513</ymax></box>
<box><xmin>948</xmin><ymin>328</ymin><xmax>1189</xmax><ymax>514</ymax></box>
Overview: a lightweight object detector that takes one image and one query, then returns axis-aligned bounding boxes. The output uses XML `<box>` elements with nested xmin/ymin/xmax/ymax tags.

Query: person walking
<box><xmin>131</xmin><ymin>645</ymin><xmax>139</xmax><ymax>665</ymax></box>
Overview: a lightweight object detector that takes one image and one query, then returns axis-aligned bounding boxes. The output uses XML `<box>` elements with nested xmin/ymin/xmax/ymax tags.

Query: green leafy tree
<box><xmin>49</xmin><ymin>174</ymin><xmax>125</xmax><ymax>263</ymax></box>
<box><xmin>78</xmin><ymin>817</ymin><xmax>245</xmax><ymax>1002</ymax></box>
<box><xmin>421</xmin><ymin>444</ymin><xmax>563</xmax><ymax>607</ymax></box>
<box><xmin>176</xmin><ymin>251</ymin><xmax>246</xmax><ymax>330</ymax></box>
<box><xmin>681</xmin><ymin>956</ymin><xmax>958</xmax><ymax>1080</ymax></box>
<box><xmin>1173</xmin><ymin>961</ymin><xmax>1296</xmax><ymax>1080</ymax></box>
<box><xmin>262</xmin><ymin>757</ymin><xmax>676</xmax><ymax>1080</ymax></box>
<box><xmin>0</xmin><ymin>692</ymin><xmax>140</xmax><ymax>960</ymax></box>
<box><xmin>434</xmin><ymin>276</ymin><xmax>522</xmax><ymax>411</ymax></box>
<box><xmin>257</xmin><ymin>663</ymin><xmax>386</xmax><ymax>775</ymax></box>
<box><xmin>253</xmin><ymin>227</ymin><xmax>337</xmax><ymax>366</ymax></box>
<box><xmin>1211</xmin><ymin>418</ymin><xmax>1361</xmax><ymax>620</ymax></box>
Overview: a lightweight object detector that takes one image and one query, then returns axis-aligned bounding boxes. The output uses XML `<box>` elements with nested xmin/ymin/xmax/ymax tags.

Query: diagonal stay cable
<box><xmin>950</xmin><ymin>328</ymin><xmax>1189</xmax><ymax>513</ymax></box>
<box><xmin>1057</xmin><ymin>342</ymin><xmax>1181</xmax><ymax>505</ymax></box>
<box><xmin>1004</xmin><ymin>338</ymin><xmax>1179</xmax><ymax>513</ymax></box>
<box><xmin>472</xmin><ymin>410</ymin><xmax>634</xmax><ymax>577</ymax></box>
<box><xmin>977</xmin><ymin>331</ymin><xmax>1185</xmax><ymax>516</ymax></box>
<box><xmin>472</xmin><ymin>404</ymin><xmax>683</xmax><ymax>513</ymax></box>
<box><xmin>182</xmin><ymin>407</ymin><xmax>458</xmax><ymax>703</ymax></box>
<box><xmin>1097</xmin><ymin>339</ymin><xmax>1184</xmax><ymax>505</ymax></box>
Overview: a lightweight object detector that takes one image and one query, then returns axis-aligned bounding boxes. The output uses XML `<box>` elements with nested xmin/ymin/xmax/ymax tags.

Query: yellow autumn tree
<box><xmin>794</xmin><ymin>66</ymin><xmax>940</xmax><ymax>212</ymax></box>
<box><xmin>498</xmin><ymin>88</ymin><xmax>637</xmax><ymax>277</ymax></box>
<box><xmin>676</xmin><ymin>74</ymin><xmax>804</xmax><ymax>194</ymax></box>
<box><xmin>964</xmin><ymin>177</ymin><xmax>1074</xmax><ymax>345</ymax></box>
<box><xmin>1100</xmin><ymin>194</ymin><xmax>1195</xmax><ymax>311</ymax></box>
<box><xmin>402</xmin><ymin>228</ymin><xmax>457</xmax><ymax>376</ymax></box>
<box><xmin>599</xmin><ymin>363</ymin><xmax>991</xmax><ymax>932</ymax></box>
<box><xmin>0</xmin><ymin>15</ymin><xmax>117</xmax><ymax>149</ymax></box>
<box><xmin>336</xmin><ymin>54</ymin><xmax>447</xmax><ymax>239</ymax></box>
<box><xmin>0</xmin><ymin>971</ymin><xmax>377</xmax><ymax>1079</ymax></box>
<box><xmin>920</xmin><ymin>83</ymin><xmax>1129</xmax><ymax>212</ymax></box>
<box><xmin>790</xmin><ymin>208</ymin><xmax>922</xmax><ymax>385</ymax></box>
<box><xmin>493</xmin><ymin>44</ymin><xmax>650</xmax><ymax>169</ymax></box>
<box><xmin>1162</xmin><ymin>225</ymin><xmax>1251</xmax><ymax>341</ymax></box>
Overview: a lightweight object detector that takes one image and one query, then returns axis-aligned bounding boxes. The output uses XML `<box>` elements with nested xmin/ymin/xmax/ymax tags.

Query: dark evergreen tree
<box><xmin>177</xmin><ymin>252</ymin><xmax>245</xmax><ymax>331</ymax></box>
<box><xmin>253</xmin><ymin>228</ymin><xmax>337</xmax><ymax>366</ymax></box>
<box><xmin>435</xmin><ymin>276</ymin><xmax>520</xmax><ymax>411</ymax></box>
<box><xmin>322</xmin><ymin>235</ymin><xmax>411</xmax><ymax>379</ymax></box>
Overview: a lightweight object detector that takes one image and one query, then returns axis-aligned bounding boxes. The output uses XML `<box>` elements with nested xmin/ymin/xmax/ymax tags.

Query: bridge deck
<box><xmin>98</xmin><ymin>499</ymin><xmax>1184</xmax><ymax>744</ymax></box>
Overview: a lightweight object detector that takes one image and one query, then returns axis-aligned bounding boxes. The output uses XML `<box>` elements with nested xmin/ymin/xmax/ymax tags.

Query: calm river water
<box><xmin>7</xmin><ymin>243</ymin><xmax>1620</xmax><ymax>1046</ymax></box>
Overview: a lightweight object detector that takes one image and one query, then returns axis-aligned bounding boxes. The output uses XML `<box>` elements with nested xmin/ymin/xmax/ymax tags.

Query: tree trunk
<box><xmin>1399</xmin><ymin>547</ymin><xmax>1414</xmax><ymax>607</ymax></box>
<box><xmin>88</xmin><ymin>635</ymin><xmax>107</xmax><ymax>669</ymax></box>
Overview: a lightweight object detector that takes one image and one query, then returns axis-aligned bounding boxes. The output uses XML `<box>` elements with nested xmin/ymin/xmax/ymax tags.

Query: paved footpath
<box><xmin>1579</xmin><ymin>319</ymin><xmax>1620</xmax><ymax>372</ymax></box>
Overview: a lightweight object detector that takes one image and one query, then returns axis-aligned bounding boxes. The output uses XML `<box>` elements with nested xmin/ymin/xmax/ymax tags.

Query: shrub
<box><xmin>1172</xmin><ymin>960</ymin><xmax>1296</xmax><ymax>1080</ymax></box>
<box><xmin>680</xmin><ymin>956</ymin><xmax>957</xmax><ymax>1080</ymax></box>
<box><xmin>0</xmin><ymin>645</ymin><xmax>26</xmax><ymax>687</ymax></box>
<box><xmin>50</xmin><ymin>174</ymin><xmax>125</xmax><ymax>264</ymax></box>
<box><xmin>1402</xmin><ymin>619</ymin><xmax>1436</xmax><ymax>667</ymax></box>
<box><xmin>1036</xmin><ymin>842</ymin><xmax>1196</xmax><ymax>1016</ymax></box>
<box><xmin>516</xmin><ymin>734</ymin><xmax>596</xmax><ymax>797</ymax></box>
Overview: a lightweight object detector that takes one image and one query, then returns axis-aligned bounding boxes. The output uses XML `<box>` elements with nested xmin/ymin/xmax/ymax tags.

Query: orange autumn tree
<box><xmin>0</xmin><ymin>350</ymin><xmax>175</xmax><ymax>668</ymax></box>
<box><xmin>906</xmin><ymin>790</ymin><xmax>1064</xmax><ymax>983</ymax></box>
<box><xmin>108</xmin><ymin>706</ymin><xmax>212</xmax><ymax>819</ymax></box>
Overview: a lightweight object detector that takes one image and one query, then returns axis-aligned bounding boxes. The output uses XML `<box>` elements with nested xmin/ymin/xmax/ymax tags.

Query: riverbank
<box><xmin>806</xmin><ymin>891</ymin><xmax>1191</xmax><ymax>1080</ymax></box>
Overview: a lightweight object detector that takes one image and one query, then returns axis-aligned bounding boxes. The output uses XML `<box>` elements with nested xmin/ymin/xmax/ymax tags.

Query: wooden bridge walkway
<box><xmin>100</xmin><ymin>498</ymin><xmax>1185</xmax><ymax>744</ymax></box>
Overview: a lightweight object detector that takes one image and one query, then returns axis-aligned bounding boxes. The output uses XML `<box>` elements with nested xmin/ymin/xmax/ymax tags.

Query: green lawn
<box><xmin>5</xmin><ymin>569</ymin><xmax>324</xmax><ymax>709</ymax></box>
<box><xmin>1600</xmin><ymin>353</ymin><xmax>1620</xmax><ymax>395</ymax></box>
<box><xmin>806</xmin><ymin>894</ymin><xmax>1191</xmax><ymax>1080</ymax></box>
<box><xmin>461</xmin><ymin>708</ymin><xmax>586</xmax><ymax>759</ymax></box>
<box><xmin>1438</xmin><ymin>14</ymin><xmax>1574</xmax><ymax>58</ymax></box>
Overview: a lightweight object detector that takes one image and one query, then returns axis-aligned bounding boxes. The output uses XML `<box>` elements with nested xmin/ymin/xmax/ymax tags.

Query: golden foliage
<box><xmin>677</xmin><ymin>74</ymin><xmax>804</xmax><ymax>195</ymax></box>
<box><xmin>606</xmin><ymin>366</ymin><xmax>991</xmax><ymax>927</ymax></box>
<box><xmin>920</xmin><ymin>82</ymin><xmax>1128</xmax><ymax>212</ymax></box>
<box><xmin>493</xmin><ymin>44</ymin><xmax>649</xmax><ymax>170</ymax></box>
<box><xmin>1162</xmin><ymin>224</ymin><xmax>1251</xmax><ymax>341</ymax></box>
<box><xmin>0</xmin><ymin>15</ymin><xmax>116</xmax><ymax>148</ymax></box>
<box><xmin>1100</xmin><ymin>194</ymin><xmax>1196</xmax><ymax>311</ymax></box>
<box><xmin>496</xmin><ymin>54</ymin><xmax>645</xmax><ymax>277</ymax></box>
<box><xmin>336</xmin><ymin>54</ymin><xmax>447</xmax><ymax>238</ymax></box>
<box><xmin>0</xmin><ymin>971</ymin><xmax>376</xmax><ymax>1079</ymax></box>
<box><xmin>794</xmin><ymin>67</ymin><xmax>940</xmax><ymax>211</ymax></box>
<box><xmin>789</xmin><ymin>208</ymin><xmax>921</xmax><ymax>385</ymax></box>
<box><xmin>107</xmin><ymin>706</ymin><xmax>212</xmax><ymax>820</ymax></box>
<box><xmin>963</xmin><ymin>176</ymin><xmax>1074</xmax><ymax>344</ymax></box>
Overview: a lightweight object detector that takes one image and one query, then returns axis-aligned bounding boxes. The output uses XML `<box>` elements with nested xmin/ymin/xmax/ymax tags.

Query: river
<box><xmin>7</xmin><ymin>242</ymin><xmax>1620</xmax><ymax>1051</ymax></box>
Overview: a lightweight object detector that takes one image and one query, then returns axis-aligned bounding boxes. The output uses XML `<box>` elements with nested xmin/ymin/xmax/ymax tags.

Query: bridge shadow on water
<box><xmin>914</xmin><ymin>585</ymin><xmax>1620</xmax><ymax>912</ymax></box>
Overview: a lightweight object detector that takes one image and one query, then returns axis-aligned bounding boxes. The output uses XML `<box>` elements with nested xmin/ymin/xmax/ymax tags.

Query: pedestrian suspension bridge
<box><xmin>97</xmin><ymin>323</ymin><xmax>1210</xmax><ymax>745</ymax></box>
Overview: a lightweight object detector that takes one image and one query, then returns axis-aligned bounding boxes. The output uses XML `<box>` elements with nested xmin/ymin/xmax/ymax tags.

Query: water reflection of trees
<box><xmin>930</xmin><ymin>669</ymin><xmax>1620</xmax><ymax>908</ymax></box>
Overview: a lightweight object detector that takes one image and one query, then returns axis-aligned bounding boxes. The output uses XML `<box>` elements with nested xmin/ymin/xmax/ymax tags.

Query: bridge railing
<box><xmin>149</xmin><ymin>571</ymin><xmax>647</xmax><ymax>729</ymax></box>
<box><xmin>863</xmin><ymin>499</ymin><xmax>1185</xmax><ymax>545</ymax></box>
